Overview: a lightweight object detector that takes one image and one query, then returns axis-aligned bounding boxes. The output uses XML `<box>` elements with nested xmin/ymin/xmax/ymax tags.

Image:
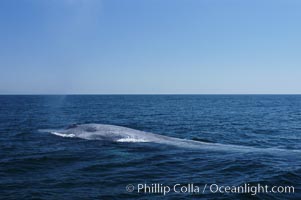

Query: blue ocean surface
<box><xmin>0</xmin><ymin>95</ymin><xmax>300</xmax><ymax>199</ymax></box>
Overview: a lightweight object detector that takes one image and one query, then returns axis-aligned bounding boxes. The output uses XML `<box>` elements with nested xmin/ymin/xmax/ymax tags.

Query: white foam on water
<box><xmin>116</xmin><ymin>137</ymin><xmax>149</xmax><ymax>143</ymax></box>
<box><xmin>51</xmin><ymin>132</ymin><xmax>76</xmax><ymax>138</ymax></box>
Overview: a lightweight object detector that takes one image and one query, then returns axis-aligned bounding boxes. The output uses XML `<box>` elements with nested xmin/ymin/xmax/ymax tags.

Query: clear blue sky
<box><xmin>0</xmin><ymin>0</ymin><xmax>300</xmax><ymax>94</ymax></box>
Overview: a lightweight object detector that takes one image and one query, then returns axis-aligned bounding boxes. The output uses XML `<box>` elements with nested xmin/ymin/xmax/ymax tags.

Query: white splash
<box><xmin>116</xmin><ymin>137</ymin><xmax>149</xmax><ymax>143</ymax></box>
<box><xmin>51</xmin><ymin>132</ymin><xmax>75</xmax><ymax>138</ymax></box>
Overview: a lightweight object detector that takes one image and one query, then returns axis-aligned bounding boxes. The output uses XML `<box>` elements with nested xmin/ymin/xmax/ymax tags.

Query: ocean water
<box><xmin>0</xmin><ymin>95</ymin><xmax>300</xmax><ymax>199</ymax></box>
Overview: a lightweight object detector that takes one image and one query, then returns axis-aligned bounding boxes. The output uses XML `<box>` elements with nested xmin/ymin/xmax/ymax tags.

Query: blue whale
<box><xmin>39</xmin><ymin>123</ymin><xmax>301</xmax><ymax>154</ymax></box>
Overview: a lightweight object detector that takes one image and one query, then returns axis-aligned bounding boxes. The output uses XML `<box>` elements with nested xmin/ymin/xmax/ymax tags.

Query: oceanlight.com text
<box><xmin>126</xmin><ymin>183</ymin><xmax>295</xmax><ymax>196</ymax></box>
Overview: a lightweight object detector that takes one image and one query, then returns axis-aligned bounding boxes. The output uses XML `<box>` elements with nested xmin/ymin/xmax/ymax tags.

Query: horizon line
<box><xmin>1</xmin><ymin>93</ymin><xmax>301</xmax><ymax>95</ymax></box>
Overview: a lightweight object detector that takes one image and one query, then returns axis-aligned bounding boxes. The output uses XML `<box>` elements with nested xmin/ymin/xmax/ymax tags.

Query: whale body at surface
<box><xmin>39</xmin><ymin>123</ymin><xmax>301</xmax><ymax>154</ymax></box>
<box><xmin>41</xmin><ymin>123</ymin><xmax>193</xmax><ymax>145</ymax></box>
